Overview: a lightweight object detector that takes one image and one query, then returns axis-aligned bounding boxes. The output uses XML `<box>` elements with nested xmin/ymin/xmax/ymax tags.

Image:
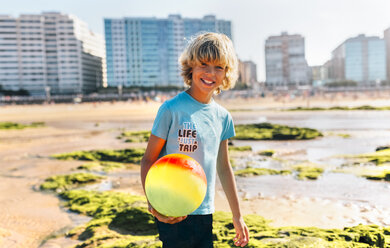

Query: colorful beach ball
<box><xmin>145</xmin><ymin>153</ymin><xmax>207</xmax><ymax>217</ymax></box>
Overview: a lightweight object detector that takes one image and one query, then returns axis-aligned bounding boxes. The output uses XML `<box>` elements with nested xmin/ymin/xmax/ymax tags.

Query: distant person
<box><xmin>141</xmin><ymin>32</ymin><xmax>249</xmax><ymax>247</ymax></box>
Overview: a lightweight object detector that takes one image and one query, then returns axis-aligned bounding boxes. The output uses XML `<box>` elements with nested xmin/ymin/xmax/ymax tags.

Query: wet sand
<box><xmin>1</xmin><ymin>94</ymin><xmax>390</xmax><ymax>247</ymax></box>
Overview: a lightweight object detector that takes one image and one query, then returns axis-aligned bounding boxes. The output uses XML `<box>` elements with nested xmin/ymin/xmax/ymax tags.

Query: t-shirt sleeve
<box><xmin>151</xmin><ymin>102</ymin><xmax>172</xmax><ymax>140</ymax></box>
<box><xmin>221</xmin><ymin>112</ymin><xmax>235</xmax><ymax>141</ymax></box>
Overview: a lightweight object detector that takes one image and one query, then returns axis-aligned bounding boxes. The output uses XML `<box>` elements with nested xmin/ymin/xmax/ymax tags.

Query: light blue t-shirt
<box><xmin>151</xmin><ymin>91</ymin><xmax>235</xmax><ymax>215</ymax></box>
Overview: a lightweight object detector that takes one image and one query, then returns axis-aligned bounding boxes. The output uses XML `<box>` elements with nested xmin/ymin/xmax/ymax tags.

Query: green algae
<box><xmin>52</xmin><ymin>148</ymin><xmax>145</xmax><ymax>164</ymax></box>
<box><xmin>258</xmin><ymin>150</ymin><xmax>275</xmax><ymax>157</ymax></box>
<box><xmin>40</xmin><ymin>173</ymin><xmax>105</xmax><ymax>191</ymax></box>
<box><xmin>348</xmin><ymin>148</ymin><xmax>390</xmax><ymax>166</ymax></box>
<box><xmin>234</xmin><ymin>123</ymin><xmax>323</xmax><ymax>140</ymax></box>
<box><xmin>59</xmin><ymin>190</ymin><xmax>161</xmax><ymax>248</ymax></box>
<box><xmin>0</xmin><ymin>121</ymin><xmax>45</xmax><ymax>129</ymax></box>
<box><xmin>331</xmin><ymin>167</ymin><xmax>390</xmax><ymax>182</ymax></box>
<box><xmin>60</xmin><ymin>190</ymin><xmax>145</xmax><ymax>217</ymax></box>
<box><xmin>54</xmin><ymin>189</ymin><xmax>390</xmax><ymax>248</ymax></box>
<box><xmin>228</xmin><ymin>145</ymin><xmax>252</xmax><ymax>152</ymax></box>
<box><xmin>288</xmin><ymin>105</ymin><xmax>390</xmax><ymax>111</ymax></box>
<box><xmin>293</xmin><ymin>165</ymin><xmax>325</xmax><ymax>180</ymax></box>
<box><xmin>117</xmin><ymin>130</ymin><xmax>151</xmax><ymax>143</ymax></box>
<box><xmin>362</xmin><ymin>170</ymin><xmax>390</xmax><ymax>181</ymax></box>
<box><xmin>77</xmin><ymin>162</ymin><xmax>101</xmax><ymax>171</ymax></box>
<box><xmin>326</xmin><ymin>132</ymin><xmax>352</xmax><ymax>138</ymax></box>
<box><xmin>234</xmin><ymin>167</ymin><xmax>292</xmax><ymax>177</ymax></box>
<box><xmin>77</xmin><ymin>161</ymin><xmax>134</xmax><ymax>173</ymax></box>
<box><xmin>213</xmin><ymin>212</ymin><xmax>390</xmax><ymax>248</ymax></box>
<box><xmin>234</xmin><ymin>163</ymin><xmax>324</xmax><ymax>180</ymax></box>
<box><xmin>338</xmin><ymin>133</ymin><xmax>352</xmax><ymax>138</ymax></box>
<box><xmin>109</xmin><ymin>208</ymin><xmax>156</xmax><ymax>235</ymax></box>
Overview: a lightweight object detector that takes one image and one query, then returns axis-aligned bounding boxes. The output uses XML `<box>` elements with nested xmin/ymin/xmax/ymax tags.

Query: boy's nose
<box><xmin>204</xmin><ymin>66</ymin><xmax>215</xmax><ymax>75</ymax></box>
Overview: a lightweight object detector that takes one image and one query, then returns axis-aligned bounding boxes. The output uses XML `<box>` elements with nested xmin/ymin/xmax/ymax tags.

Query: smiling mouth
<box><xmin>201</xmin><ymin>78</ymin><xmax>215</xmax><ymax>86</ymax></box>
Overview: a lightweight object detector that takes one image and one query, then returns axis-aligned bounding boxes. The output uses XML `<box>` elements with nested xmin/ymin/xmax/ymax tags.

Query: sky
<box><xmin>2</xmin><ymin>0</ymin><xmax>390</xmax><ymax>81</ymax></box>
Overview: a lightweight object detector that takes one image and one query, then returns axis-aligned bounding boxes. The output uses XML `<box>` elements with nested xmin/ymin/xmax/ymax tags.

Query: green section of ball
<box><xmin>146</xmin><ymin>185</ymin><xmax>198</xmax><ymax>217</ymax></box>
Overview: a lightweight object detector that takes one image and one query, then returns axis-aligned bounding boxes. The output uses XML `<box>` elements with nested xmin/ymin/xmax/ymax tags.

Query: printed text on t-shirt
<box><xmin>178</xmin><ymin>122</ymin><xmax>198</xmax><ymax>152</ymax></box>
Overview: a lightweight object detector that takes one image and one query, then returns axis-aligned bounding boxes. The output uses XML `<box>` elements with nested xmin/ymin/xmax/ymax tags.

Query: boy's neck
<box><xmin>186</xmin><ymin>88</ymin><xmax>213</xmax><ymax>104</ymax></box>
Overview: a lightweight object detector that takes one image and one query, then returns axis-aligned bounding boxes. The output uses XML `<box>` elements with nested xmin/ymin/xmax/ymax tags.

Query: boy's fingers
<box><xmin>234</xmin><ymin>233</ymin><xmax>241</xmax><ymax>246</ymax></box>
<box><xmin>148</xmin><ymin>203</ymin><xmax>188</xmax><ymax>224</ymax></box>
<box><xmin>234</xmin><ymin>229</ymin><xmax>249</xmax><ymax>247</ymax></box>
<box><xmin>153</xmin><ymin>211</ymin><xmax>187</xmax><ymax>224</ymax></box>
<box><xmin>243</xmin><ymin>227</ymin><xmax>249</xmax><ymax>245</ymax></box>
<box><xmin>237</xmin><ymin>230</ymin><xmax>249</xmax><ymax>247</ymax></box>
<box><xmin>234</xmin><ymin>232</ymin><xmax>241</xmax><ymax>246</ymax></box>
<box><xmin>167</xmin><ymin>215</ymin><xmax>187</xmax><ymax>224</ymax></box>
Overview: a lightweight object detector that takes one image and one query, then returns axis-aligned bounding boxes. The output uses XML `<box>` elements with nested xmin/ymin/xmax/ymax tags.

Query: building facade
<box><xmin>265</xmin><ymin>32</ymin><xmax>310</xmax><ymax>87</ymax></box>
<box><xmin>104</xmin><ymin>15</ymin><xmax>232</xmax><ymax>88</ymax></box>
<box><xmin>328</xmin><ymin>34</ymin><xmax>386</xmax><ymax>85</ymax></box>
<box><xmin>383</xmin><ymin>28</ymin><xmax>390</xmax><ymax>83</ymax></box>
<box><xmin>0</xmin><ymin>12</ymin><xmax>105</xmax><ymax>96</ymax></box>
<box><xmin>238</xmin><ymin>60</ymin><xmax>257</xmax><ymax>87</ymax></box>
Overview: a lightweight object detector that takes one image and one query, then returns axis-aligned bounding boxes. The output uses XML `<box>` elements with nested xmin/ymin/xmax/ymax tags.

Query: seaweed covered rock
<box><xmin>293</xmin><ymin>165</ymin><xmax>324</xmax><ymax>180</ymax></box>
<box><xmin>77</xmin><ymin>161</ymin><xmax>133</xmax><ymax>172</ymax></box>
<box><xmin>60</xmin><ymin>190</ymin><xmax>145</xmax><ymax>217</ymax></box>
<box><xmin>258</xmin><ymin>150</ymin><xmax>275</xmax><ymax>157</ymax></box>
<box><xmin>376</xmin><ymin>146</ymin><xmax>390</xmax><ymax>152</ymax></box>
<box><xmin>118</xmin><ymin>130</ymin><xmax>151</xmax><ymax>143</ymax></box>
<box><xmin>234</xmin><ymin>123</ymin><xmax>323</xmax><ymax>140</ymax></box>
<box><xmin>0</xmin><ymin>121</ymin><xmax>45</xmax><ymax>129</ymax></box>
<box><xmin>40</xmin><ymin>173</ymin><xmax>105</xmax><ymax>191</ymax></box>
<box><xmin>363</xmin><ymin>171</ymin><xmax>390</xmax><ymax>181</ymax></box>
<box><xmin>344</xmin><ymin>225</ymin><xmax>386</xmax><ymax>247</ymax></box>
<box><xmin>235</xmin><ymin>167</ymin><xmax>291</xmax><ymax>177</ymax></box>
<box><xmin>53</xmin><ymin>148</ymin><xmax>145</xmax><ymax>164</ymax></box>
<box><xmin>234</xmin><ymin>163</ymin><xmax>324</xmax><ymax>181</ymax></box>
<box><xmin>109</xmin><ymin>207</ymin><xmax>157</xmax><ymax>235</ymax></box>
<box><xmin>228</xmin><ymin>145</ymin><xmax>252</xmax><ymax>152</ymax></box>
<box><xmin>288</xmin><ymin>105</ymin><xmax>390</xmax><ymax>111</ymax></box>
<box><xmin>354</xmin><ymin>148</ymin><xmax>390</xmax><ymax>165</ymax></box>
<box><xmin>56</xmin><ymin>189</ymin><xmax>390</xmax><ymax>247</ymax></box>
<box><xmin>59</xmin><ymin>190</ymin><xmax>161</xmax><ymax>248</ymax></box>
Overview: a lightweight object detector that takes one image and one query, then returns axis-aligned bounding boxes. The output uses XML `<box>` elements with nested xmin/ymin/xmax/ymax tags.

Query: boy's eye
<box><xmin>216</xmin><ymin>66</ymin><xmax>224</xmax><ymax>70</ymax></box>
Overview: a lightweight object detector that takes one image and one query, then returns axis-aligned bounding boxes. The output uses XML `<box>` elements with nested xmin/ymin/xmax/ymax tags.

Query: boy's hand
<box><xmin>232</xmin><ymin>216</ymin><xmax>249</xmax><ymax>247</ymax></box>
<box><xmin>148</xmin><ymin>203</ymin><xmax>187</xmax><ymax>224</ymax></box>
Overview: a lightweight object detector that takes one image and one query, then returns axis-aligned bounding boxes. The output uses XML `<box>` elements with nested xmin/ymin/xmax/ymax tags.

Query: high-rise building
<box><xmin>0</xmin><ymin>12</ymin><xmax>105</xmax><ymax>96</ymax></box>
<box><xmin>328</xmin><ymin>44</ymin><xmax>345</xmax><ymax>82</ymax></box>
<box><xmin>104</xmin><ymin>15</ymin><xmax>232</xmax><ymax>88</ymax></box>
<box><xmin>329</xmin><ymin>34</ymin><xmax>386</xmax><ymax>85</ymax></box>
<box><xmin>265</xmin><ymin>32</ymin><xmax>310</xmax><ymax>87</ymax></box>
<box><xmin>310</xmin><ymin>65</ymin><xmax>322</xmax><ymax>86</ymax></box>
<box><xmin>238</xmin><ymin>60</ymin><xmax>257</xmax><ymax>87</ymax></box>
<box><xmin>383</xmin><ymin>28</ymin><xmax>390</xmax><ymax>82</ymax></box>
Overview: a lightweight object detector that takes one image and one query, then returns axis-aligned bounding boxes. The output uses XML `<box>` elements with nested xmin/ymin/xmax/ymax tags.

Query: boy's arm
<box><xmin>217</xmin><ymin>139</ymin><xmax>249</xmax><ymax>247</ymax></box>
<box><xmin>140</xmin><ymin>134</ymin><xmax>187</xmax><ymax>224</ymax></box>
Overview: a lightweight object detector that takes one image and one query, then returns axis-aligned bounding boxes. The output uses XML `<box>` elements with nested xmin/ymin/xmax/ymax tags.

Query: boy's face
<box><xmin>191</xmin><ymin>62</ymin><xmax>226</xmax><ymax>95</ymax></box>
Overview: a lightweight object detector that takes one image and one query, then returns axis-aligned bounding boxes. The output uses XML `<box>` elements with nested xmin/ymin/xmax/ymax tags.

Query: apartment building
<box><xmin>104</xmin><ymin>14</ymin><xmax>232</xmax><ymax>87</ymax></box>
<box><xmin>328</xmin><ymin>34</ymin><xmax>386</xmax><ymax>85</ymax></box>
<box><xmin>0</xmin><ymin>12</ymin><xmax>105</xmax><ymax>95</ymax></box>
<box><xmin>265</xmin><ymin>32</ymin><xmax>310</xmax><ymax>87</ymax></box>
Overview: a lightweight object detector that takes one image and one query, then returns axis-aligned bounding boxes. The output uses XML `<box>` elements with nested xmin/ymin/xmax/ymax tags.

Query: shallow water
<box><xmin>236</xmin><ymin>131</ymin><xmax>390</xmax><ymax>164</ymax></box>
<box><xmin>235</xmin><ymin>110</ymin><xmax>390</xmax><ymax>131</ymax></box>
<box><xmin>238</xmin><ymin>173</ymin><xmax>390</xmax><ymax>207</ymax></box>
<box><xmin>233</xmin><ymin>110</ymin><xmax>390</xmax><ymax>208</ymax></box>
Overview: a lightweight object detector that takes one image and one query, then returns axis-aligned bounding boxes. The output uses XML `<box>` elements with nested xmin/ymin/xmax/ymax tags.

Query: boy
<box><xmin>141</xmin><ymin>32</ymin><xmax>249</xmax><ymax>248</ymax></box>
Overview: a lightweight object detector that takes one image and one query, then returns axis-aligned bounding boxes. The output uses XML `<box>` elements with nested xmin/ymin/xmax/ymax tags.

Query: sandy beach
<box><xmin>1</xmin><ymin>93</ymin><xmax>390</xmax><ymax>247</ymax></box>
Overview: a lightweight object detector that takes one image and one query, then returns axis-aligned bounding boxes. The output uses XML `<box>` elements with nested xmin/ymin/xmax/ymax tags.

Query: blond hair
<box><xmin>179</xmin><ymin>32</ymin><xmax>238</xmax><ymax>94</ymax></box>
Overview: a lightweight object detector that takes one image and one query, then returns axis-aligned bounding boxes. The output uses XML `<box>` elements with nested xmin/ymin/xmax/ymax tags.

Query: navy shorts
<box><xmin>155</xmin><ymin>214</ymin><xmax>213</xmax><ymax>248</ymax></box>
